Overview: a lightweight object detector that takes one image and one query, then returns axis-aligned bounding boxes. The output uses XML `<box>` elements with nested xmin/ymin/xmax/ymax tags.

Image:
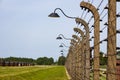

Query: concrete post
<box><xmin>80</xmin><ymin>1</ymin><xmax>100</xmax><ymax>80</ymax></box>
<box><xmin>74</xmin><ymin>28</ymin><xmax>85</xmax><ymax>80</ymax></box>
<box><xmin>75</xmin><ymin>18</ymin><xmax>90</xmax><ymax>80</ymax></box>
<box><xmin>107</xmin><ymin>0</ymin><xmax>116</xmax><ymax>80</ymax></box>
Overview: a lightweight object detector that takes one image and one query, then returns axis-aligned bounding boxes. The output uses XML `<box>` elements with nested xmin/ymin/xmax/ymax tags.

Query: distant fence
<box><xmin>0</xmin><ymin>60</ymin><xmax>34</xmax><ymax>66</ymax></box>
<box><xmin>64</xmin><ymin>0</ymin><xmax>120</xmax><ymax>80</ymax></box>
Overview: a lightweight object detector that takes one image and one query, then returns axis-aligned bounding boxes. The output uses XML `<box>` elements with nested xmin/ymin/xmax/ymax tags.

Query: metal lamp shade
<box><xmin>48</xmin><ymin>13</ymin><xmax>60</xmax><ymax>18</ymax></box>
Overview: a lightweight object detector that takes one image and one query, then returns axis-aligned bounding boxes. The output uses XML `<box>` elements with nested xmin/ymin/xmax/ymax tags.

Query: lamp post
<box><xmin>80</xmin><ymin>1</ymin><xmax>100</xmax><ymax>80</ymax></box>
<box><xmin>48</xmin><ymin>8</ymin><xmax>76</xmax><ymax>19</ymax></box>
<box><xmin>60</xmin><ymin>49</ymin><xmax>67</xmax><ymax>53</ymax></box>
<box><xmin>59</xmin><ymin>43</ymin><xmax>69</xmax><ymax>48</ymax></box>
<box><xmin>56</xmin><ymin>34</ymin><xmax>71</xmax><ymax>40</ymax></box>
<box><xmin>60</xmin><ymin>49</ymin><xmax>67</xmax><ymax>56</ymax></box>
<box><xmin>49</xmin><ymin>8</ymin><xmax>91</xmax><ymax>80</ymax></box>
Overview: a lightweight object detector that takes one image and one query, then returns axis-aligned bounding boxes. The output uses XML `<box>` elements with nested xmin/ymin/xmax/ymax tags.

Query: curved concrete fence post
<box><xmin>75</xmin><ymin>18</ymin><xmax>90</xmax><ymax>80</ymax></box>
<box><xmin>107</xmin><ymin>0</ymin><xmax>116</xmax><ymax>80</ymax></box>
<box><xmin>74</xmin><ymin>27</ymin><xmax>86</xmax><ymax>80</ymax></box>
<box><xmin>80</xmin><ymin>1</ymin><xmax>100</xmax><ymax>80</ymax></box>
<box><xmin>72</xmin><ymin>34</ymin><xmax>83</xmax><ymax>80</ymax></box>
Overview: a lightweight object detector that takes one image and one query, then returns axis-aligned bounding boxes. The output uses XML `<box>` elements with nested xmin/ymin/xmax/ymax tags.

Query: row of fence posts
<box><xmin>65</xmin><ymin>0</ymin><xmax>119</xmax><ymax>80</ymax></box>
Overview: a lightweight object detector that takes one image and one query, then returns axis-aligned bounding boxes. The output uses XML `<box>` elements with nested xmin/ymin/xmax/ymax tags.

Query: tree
<box><xmin>36</xmin><ymin>57</ymin><xmax>54</xmax><ymax>65</ymax></box>
<box><xmin>117</xmin><ymin>51</ymin><xmax>120</xmax><ymax>54</ymax></box>
<box><xmin>99</xmin><ymin>52</ymin><xmax>107</xmax><ymax>65</ymax></box>
<box><xmin>48</xmin><ymin>57</ymin><xmax>54</xmax><ymax>65</ymax></box>
<box><xmin>4</xmin><ymin>57</ymin><xmax>35</xmax><ymax>63</ymax></box>
<box><xmin>58</xmin><ymin>56</ymin><xmax>66</xmax><ymax>65</ymax></box>
<box><xmin>117</xmin><ymin>51</ymin><xmax>120</xmax><ymax>59</ymax></box>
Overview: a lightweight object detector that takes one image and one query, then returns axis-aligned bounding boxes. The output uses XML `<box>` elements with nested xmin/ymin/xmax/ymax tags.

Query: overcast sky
<box><xmin>0</xmin><ymin>0</ymin><xmax>120</xmax><ymax>61</ymax></box>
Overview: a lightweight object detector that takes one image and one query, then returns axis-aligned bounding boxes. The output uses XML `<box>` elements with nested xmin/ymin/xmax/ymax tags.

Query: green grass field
<box><xmin>0</xmin><ymin>66</ymin><xmax>68</xmax><ymax>80</ymax></box>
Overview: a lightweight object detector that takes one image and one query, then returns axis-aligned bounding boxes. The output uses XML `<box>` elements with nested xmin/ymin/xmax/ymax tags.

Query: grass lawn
<box><xmin>0</xmin><ymin>66</ymin><xmax>68</xmax><ymax>80</ymax></box>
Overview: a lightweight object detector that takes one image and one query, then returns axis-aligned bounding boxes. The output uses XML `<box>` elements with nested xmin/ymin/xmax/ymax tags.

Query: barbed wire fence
<box><xmin>65</xmin><ymin>0</ymin><xmax>120</xmax><ymax>80</ymax></box>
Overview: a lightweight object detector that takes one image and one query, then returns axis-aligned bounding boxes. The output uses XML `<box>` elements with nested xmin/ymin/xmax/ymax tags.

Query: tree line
<box><xmin>36</xmin><ymin>57</ymin><xmax>54</xmax><ymax>65</ymax></box>
<box><xmin>96</xmin><ymin>51</ymin><xmax>120</xmax><ymax>65</ymax></box>
<box><xmin>0</xmin><ymin>56</ymin><xmax>66</xmax><ymax>66</ymax></box>
<box><xmin>0</xmin><ymin>57</ymin><xmax>35</xmax><ymax>66</ymax></box>
<box><xmin>0</xmin><ymin>51</ymin><xmax>119</xmax><ymax>66</ymax></box>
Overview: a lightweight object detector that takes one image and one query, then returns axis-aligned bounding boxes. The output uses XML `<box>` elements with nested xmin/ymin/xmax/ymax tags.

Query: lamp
<box><xmin>56</xmin><ymin>36</ymin><xmax>62</xmax><ymax>39</ymax></box>
<box><xmin>59</xmin><ymin>45</ymin><xmax>63</xmax><ymax>47</ymax></box>
<box><xmin>56</xmin><ymin>34</ymin><xmax>71</xmax><ymax>40</ymax></box>
<box><xmin>59</xmin><ymin>43</ymin><xmax>69</xmax><ymax>48</ymax></box>
<box><xmin>60</xmin><ymin>49</ymin><xmax>67</xmax><ymax>53</ymax></box>
<box><xmin>49</xmin><ymin>7</ymin><xmax>90</xmax><ymax>80</ymax></box>
<box><xmin>48</xmin><ymin>13</ymin><xmax>60</xmax><ymax>18</ymax></box>
<box><xmin>60</xmin><ymin>50</ymin><xmax>64</xmax><ymax>52</ymax></box>
<box><xmin>48</xmin><ymin>8</ymin><xmax>76</xmax><ymax>19</ymax></box>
